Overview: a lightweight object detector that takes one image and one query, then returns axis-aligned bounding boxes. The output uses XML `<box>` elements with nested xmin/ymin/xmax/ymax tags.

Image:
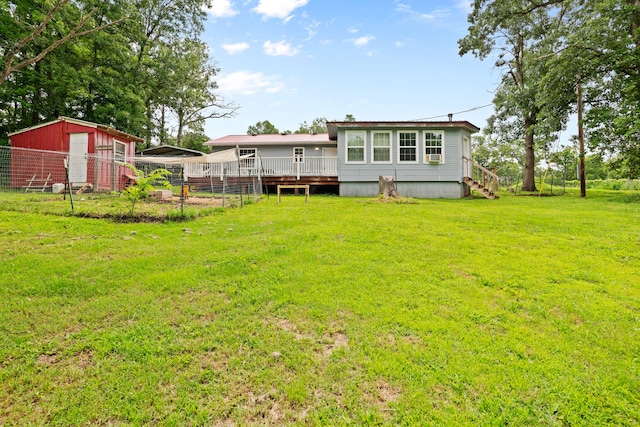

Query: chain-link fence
<box><xmin>0</xmin><ymin>146</ymin><xmax>262</xmax><ymax>207</ymax></box>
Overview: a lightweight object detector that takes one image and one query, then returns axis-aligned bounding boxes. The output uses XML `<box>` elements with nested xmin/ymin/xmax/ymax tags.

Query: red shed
<box><xmin>8</xmin><ymin>116</ymin><xmax>142</xmax><ymax>191</ymax></box>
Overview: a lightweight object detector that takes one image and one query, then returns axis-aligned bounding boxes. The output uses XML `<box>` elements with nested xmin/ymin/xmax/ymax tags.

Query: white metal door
<box><xmin>69</xmin><ymin>133</ymin><xmax>88</xmax><ymax>182</ymax></box>
<box><xmin>322</xmin><ymin>147</ymin><xmax>338</xmax><ymax>174</ymax></box>
<box><xmin>463</xmin><ymin>136</ymin><xmax>472</xmax><ymax>178</ymax></box>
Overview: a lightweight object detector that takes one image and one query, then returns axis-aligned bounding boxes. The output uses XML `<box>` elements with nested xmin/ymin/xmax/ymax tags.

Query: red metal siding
<box><xmin>10</xmin><ymin>119</ymin><xmax>139</xmax><ymax>191</ymax></box>
<box><xmin>10</xmin><ymin>121</ymin><xmax>66</xmax><ymax>151</ymax></box>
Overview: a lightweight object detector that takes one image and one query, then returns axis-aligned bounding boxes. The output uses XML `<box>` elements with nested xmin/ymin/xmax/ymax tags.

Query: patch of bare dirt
<box><xmin>376</xmin><ymin>380</ymin><xmax>401</xmax><ymax>405</ymax></box>
<box><xmin>36</xmin><ymin>353</ymin><xmax>59</xmax><ymax>366</ymax></box>
<box><xmin>323</xmin><ymin>332</ymin><xmax>349</xmax><ymax>356</ymax></box>
<box><xmin>276</xmin><ymin>319</ymin><xmax>307</xmax><ymax>341</ymax></box>
<box><xmin>161</xmin><ymin>196</ymin><xmax>225</xmax><ymax>207</ymax></box>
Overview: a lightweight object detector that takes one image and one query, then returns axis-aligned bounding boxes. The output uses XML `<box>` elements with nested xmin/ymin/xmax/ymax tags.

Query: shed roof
<box><xmin>326</xmin><ymin>121</ymin><xmax>480</xmax><ymax>140</ymax></box>
<box><xmin>8</xmin><ymin>116</ymin><xmax>144</xmax><ymax>143</ymax></box>
<box><xmin>138</xmin><ymin>145</ymin><xmax>204</xmax><ymax>157</ymax></box>
<box><xmin>206</xmin><ymin>133</ymin><xmax>332</xmax><ymax>147</ymax></box>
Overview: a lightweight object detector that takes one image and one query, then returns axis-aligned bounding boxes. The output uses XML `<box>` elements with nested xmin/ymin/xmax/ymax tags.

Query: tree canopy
<box><xmin>248</xmin><ymin>115</ymin><xmax>356</xmax><ymax>136</ymax></box>
<box><xmin>460</xmin><ymin>0</ymin><xmax>640</xmax><ymax>183</ymax></box>
<box><xmin>0</xmin><ymin>0</ymin><xmax>237</xmax><ymax>147</ymax></box>
<box><xmin>247</xmin><ymin>120</ymin><xmax>280</xmax><ymax>135</ymax></box>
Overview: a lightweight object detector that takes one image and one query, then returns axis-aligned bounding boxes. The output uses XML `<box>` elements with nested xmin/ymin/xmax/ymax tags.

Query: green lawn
<box><xmin>1</xmin><ymin>190</ymin><xmax>639</xmax><ymax>425</ymax></box>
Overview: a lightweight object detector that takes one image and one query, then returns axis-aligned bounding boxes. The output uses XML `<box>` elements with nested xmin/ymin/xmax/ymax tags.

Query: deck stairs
<box><xmin>463</xmin><ymin>157</ymin><xmax>500</xmax><ymax>199</ymax></box>
<box><xmin>464</xmin><ymin>176</ymin><xmax>498</xmax><ymax>199</ymax></box>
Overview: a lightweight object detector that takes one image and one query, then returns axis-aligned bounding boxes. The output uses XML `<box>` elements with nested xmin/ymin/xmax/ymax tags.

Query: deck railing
<box><xmin>463</xmin><ymin>156</ymin><xmax>500</xmax><ymax>195</ymax></box>
<box><xmin>259</xmin><ymin>157</ymin><xmax>338</xmax><ymax>178</ymax></box>
<box><xmin>183</xmin><ymin>157</ymin><xmax>338</xmax><ymax>179</ymax></box>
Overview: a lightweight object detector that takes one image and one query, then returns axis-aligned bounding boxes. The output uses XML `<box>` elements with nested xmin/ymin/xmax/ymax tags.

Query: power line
<box><xmin>411</xmin><ymin>103</ymin><xmax>493</xmax><ymax>121</ymax></box>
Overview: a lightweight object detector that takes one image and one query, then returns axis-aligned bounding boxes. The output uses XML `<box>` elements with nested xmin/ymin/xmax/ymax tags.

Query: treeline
<box><xmin>246</xmin><ymin>115</ymin><xmax>356</xmax><ymax>135</ymax></box>
<box><xmin>0</xmin><ymin>0</ymin><xmax>237</xmax><ymax>149</ymax></box>
<box><xmin>459</xmin><ymin>0</ymin><xmax>640</xmax><ymax>185</ymax></box>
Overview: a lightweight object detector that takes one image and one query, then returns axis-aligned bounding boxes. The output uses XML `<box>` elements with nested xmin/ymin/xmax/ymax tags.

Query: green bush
<box><xmin>565</xmin><ymin>179</ymin><xmax>640</xmax><ymax>190</ymax></box>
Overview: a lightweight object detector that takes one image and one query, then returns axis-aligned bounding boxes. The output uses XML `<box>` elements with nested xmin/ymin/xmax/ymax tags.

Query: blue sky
<box><xmin>201</xmin><ymin>0</ymin><xmax>501</xmax><ymax>138</ymax></box>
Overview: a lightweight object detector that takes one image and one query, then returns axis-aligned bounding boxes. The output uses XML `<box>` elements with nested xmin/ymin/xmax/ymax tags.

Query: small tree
<box><xmin>121</xmin><ymin>164</ymin><xmax>172</xmax><ymax>215</ymax></box>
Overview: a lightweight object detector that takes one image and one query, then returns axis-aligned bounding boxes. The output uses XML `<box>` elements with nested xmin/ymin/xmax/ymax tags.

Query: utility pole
<box><xmin>577</xmin><ymin>77</ymin><xmax>586</xmax><ymax>198</ymax></box>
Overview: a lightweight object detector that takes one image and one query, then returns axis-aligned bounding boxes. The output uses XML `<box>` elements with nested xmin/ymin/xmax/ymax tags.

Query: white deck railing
<box><xmin>184</xmin><ymin>157</ymin><xmax>338</xmax><ymax>179</ymax></box>
<box><xmin>260</xmin><ymin>157</ymin><xmax>338</xmax><ymax>178</ymax></box>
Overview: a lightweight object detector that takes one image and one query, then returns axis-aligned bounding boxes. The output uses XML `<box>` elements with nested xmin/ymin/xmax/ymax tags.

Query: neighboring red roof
<box><xmin>206</xmin><ymin>133</ymin><xmax>332</xmax><ymax>147</ymax></box>
<box><xmin>326</xmin><ymin>121</ymin><xmax>480</xmax><ymax>140</ymax></box>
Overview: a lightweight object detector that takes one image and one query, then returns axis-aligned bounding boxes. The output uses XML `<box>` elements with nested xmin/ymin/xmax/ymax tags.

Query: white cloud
<box><xmin>252</xmin><ymin>0</ymin><xmax>308</xmax><ymax>20</ymax></box>
<box><xmin>206</xmin><ymin>0</ymin><xmax>238</xmax><ymax>18</ymax></box>
<box><xmin>347</xmin><ymin>27</ymin><xmax>359</xmax><ymax>34</ymax></box>
<box><xmin>303</xmin><ymin>20</ymin><xmax>321</xmax><ymax>41</ymax></box>
<box><xmin>218</xmin><ymin>71</ymin><xmax>285</xmax><ymax>95</ymax></box>
<box><xmin>395</xmin><ymin>41</ymin><xmax>405</xmax><ymax>48</ymax></box>
<box><xmin>456</xmin><ymin>0</ymin><xmax>472</xmax><ymax>13</ymax></box>
<box><xmin>222</xmin><ymin>42</ymin><xmax>250</xmax><ymax>55</ymax></box>
<box><xmin>353</xmin><ymin>35</ymin><xmax>375</xmax><ymax>48</ymax></box>
<box><xmin>395</xmin><ymin>2</ymin><xmax>448</xmax><ymax>21</ymax></box>
<box><xmin>263</xmin><ymin>40</ymin><xmax>300</xmax><ymax>56</ymax></box>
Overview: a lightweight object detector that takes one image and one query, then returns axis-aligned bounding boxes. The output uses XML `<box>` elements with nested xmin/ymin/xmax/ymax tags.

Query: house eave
<box><xmin>326</xmin><ymin>121</ymin><xmax>480</xmax><ymax>140</ymax></box>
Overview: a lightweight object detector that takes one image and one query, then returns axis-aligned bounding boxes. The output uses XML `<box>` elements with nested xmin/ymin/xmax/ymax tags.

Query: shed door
<box><xmin>69</xmin><ymin>133</ymin><xmax>88</xmax><ymax>182</ymax></box>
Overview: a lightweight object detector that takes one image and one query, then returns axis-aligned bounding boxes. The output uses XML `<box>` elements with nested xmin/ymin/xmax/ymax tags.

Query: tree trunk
<box><xmin>522</xmin><ymin>117</ymin><xmax>537</xmax><ymax>191</ymax></box>
<box><xmin>30</xmin><ymin>63</ymin><xmax>42</xmax><ymax>126</ymax></box>
<box><xmin>176</xmin><ymin>109</ymin><xmax>184</xmax><ymax>147</ymax></box>
<box><xmin>159</xmin><ymin>105</ymin><xmax>166</xmax><ymax>145</ymax></box>
<box><xmin>379</xmin><ymin>176</ymin><xmax>400</xmax><ymax>198</ymax></box>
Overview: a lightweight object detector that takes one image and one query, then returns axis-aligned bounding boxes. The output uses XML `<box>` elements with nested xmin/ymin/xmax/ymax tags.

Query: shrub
<box><xmin>120</xmin><ymin>164</ymin><xmax>172</xmax><ymax>215</ymax></box>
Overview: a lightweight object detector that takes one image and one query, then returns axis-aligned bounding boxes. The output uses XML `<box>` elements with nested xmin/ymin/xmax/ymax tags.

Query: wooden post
<box><xmin>577</xmin><ymin>79</ymin><xmax>586</xmax><ymax>198</ymax></box>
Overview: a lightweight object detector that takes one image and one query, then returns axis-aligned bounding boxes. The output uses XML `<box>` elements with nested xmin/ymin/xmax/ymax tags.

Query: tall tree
<box><xmin>155</xmin><ymin>39</ymin><xmax>237</xmax><ymax>146</ymax></box>
<box><xmin>0</xmin><ymin>0</ymin><xmax>237</xmax><ymax>147</ymax></box>
<box><xmin>295</xmin><ymin>117</ymin><xmax>327</xmax><ymax>134</ymax></box>
<box><xmin>459</xmin><ymin>0</ymin><xmax>568</xmax><ymax>191</ymax></box>
<box><xmin>567</xmin><ymin>0</ymin><xmax>640</xmax><ymax>178</ymax></box>
<box><xmin>247</xmin><ymin>120</ymin><xmax>279</xmax><ymax>135</ymax></box>
<box><xmin>0</xmin><ymin>0</ymin><xmax>127</xmax><ymax>86</ymax></box>
<box><xmin>127</xmin><ymin>0</ymin><xmax>210</xmax><ymax>144</ymax></box>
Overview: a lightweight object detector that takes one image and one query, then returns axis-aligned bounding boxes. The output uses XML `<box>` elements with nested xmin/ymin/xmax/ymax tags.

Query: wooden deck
<box><xmin>186</xmin><ymin>175</ymin><xmax>338</xmax><ymax>190</ymax></box>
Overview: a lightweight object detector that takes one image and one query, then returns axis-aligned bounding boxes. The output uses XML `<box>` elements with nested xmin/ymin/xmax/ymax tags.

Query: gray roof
<box><xmin>137</xmin><ymin>145</ymin><xmax>205</xmax><ymax>157</ymax></box>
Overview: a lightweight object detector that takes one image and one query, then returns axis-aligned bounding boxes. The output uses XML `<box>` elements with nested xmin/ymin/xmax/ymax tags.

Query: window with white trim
<box><xmin>372</xmin><ymin>131</ymin><xmax>391</xmax><ymax>163</ymax></box>
<box><xmin>239</xmin><ymin>148</ymin><xmax>257</xmax><ymax>169</ymax></box>
<box><xmin>293</xmin><ymin>147</ymin><xmax>305</xmax><ymax>163</ymax></box>
<box><xmin>346</xmin><ymin>131</ymin><xmax>366</xmax><ymax>163</ymax></box>
<box><xmin>424</xmin><ymin>131</ymin><xmax>443</xmax><ymax>163</ymax></box>
<box><xmin>398</xmin><ymin>132</ymin><xmax>417</xmax><ymax>163</ymax></box>
<box><xmin>114</xmin><ymin>141</ymin><xmax>126</xmax><ymax>163</ymax></box>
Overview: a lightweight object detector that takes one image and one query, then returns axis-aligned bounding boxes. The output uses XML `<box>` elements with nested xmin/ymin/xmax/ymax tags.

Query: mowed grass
<box><xmin>0</xmin><ymin>190</ymin><xmax>639</xmax><ymax>425</ymax></box>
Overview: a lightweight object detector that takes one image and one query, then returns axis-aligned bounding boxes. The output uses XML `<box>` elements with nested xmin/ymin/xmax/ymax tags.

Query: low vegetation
<box><xmin>0</xmin><ymin>190</ymin><xmax>638</xmax><ymax>425</ymax></box>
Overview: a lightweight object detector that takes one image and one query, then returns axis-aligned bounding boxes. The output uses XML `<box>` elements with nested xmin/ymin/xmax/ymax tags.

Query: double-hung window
<box><xmin>239</xmin><ymin>148</ymin><xmax>257</xmax><ymax>170</ymax></box>
<box><xmin>372</xmin><ymin>131</ymin><xmax>391</xmax><ymax>163</ymax></box>
<box><xmin>346</xmin><ymin>131</ymin><xmax>366</xmax><ymax>164</ymax></box>
<box><xmin>398</xmin><ymin>132</ymin><xmax>418</xmax><ymax>163</ymax></box>
<box><xmin>424</xmin><ymin>131</ymin><xmax>443</xmax><ymax>163</ymax></box>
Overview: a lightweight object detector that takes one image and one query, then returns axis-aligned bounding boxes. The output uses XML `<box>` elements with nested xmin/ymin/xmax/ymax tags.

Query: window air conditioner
<box><xmin>428</xmin><ymin>154</ymin><xmax>442</xmax><ymax>163</ymax></box>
